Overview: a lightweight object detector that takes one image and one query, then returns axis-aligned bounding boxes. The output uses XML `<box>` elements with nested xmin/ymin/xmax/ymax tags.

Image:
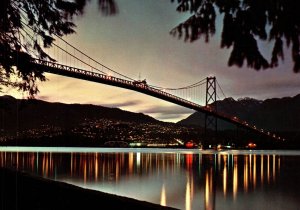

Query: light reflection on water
<box><xmin>1</xmin><ymin>147</ymin><xmax>300</xmax><ymax>210</ymax></box>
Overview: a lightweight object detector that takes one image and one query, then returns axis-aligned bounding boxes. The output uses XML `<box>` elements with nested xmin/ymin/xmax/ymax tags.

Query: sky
<box><xmin>2</xmin><ymin>0</ymin><xmax>300</xmax><ymax>122</ymax></box>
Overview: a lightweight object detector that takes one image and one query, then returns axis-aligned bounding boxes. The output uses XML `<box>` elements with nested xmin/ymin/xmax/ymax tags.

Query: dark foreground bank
<box><xmin>0</xmin><ymin>167</ymin><xmax>178</xmax><ymax>210</ymax></box>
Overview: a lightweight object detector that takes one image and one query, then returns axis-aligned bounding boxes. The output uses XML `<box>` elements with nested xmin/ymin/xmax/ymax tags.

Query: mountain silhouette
<box><xmin>0</xmin><ymin>95</ymin><xmax>159</xmax><ymax>134</ymax></box>
<box><xmin>178</xmin><ymin>94</ymin><xmax>300</xmax><ymax>132</ymax></box>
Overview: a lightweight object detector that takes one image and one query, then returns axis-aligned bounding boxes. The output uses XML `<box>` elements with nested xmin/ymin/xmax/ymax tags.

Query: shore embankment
<box><xmin>0</xmin><ymin>167</ymin><xmax>178</xmax><ymax>210</ymax></box>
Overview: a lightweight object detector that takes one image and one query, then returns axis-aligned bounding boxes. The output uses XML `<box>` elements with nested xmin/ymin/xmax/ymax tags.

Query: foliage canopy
<box><xmin>0</xmin><ymin>0</ymin><xmax>117</xmax><ymax>96</ymax></box>
<box><xmin>171</xmin><ymin>0</ymin><xmax>300</xmax><ymax>72</ymax></box>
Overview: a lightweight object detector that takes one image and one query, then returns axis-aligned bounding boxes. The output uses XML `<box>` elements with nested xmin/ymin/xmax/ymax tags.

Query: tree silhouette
<box><xmin>171</xmin><ymin>0</ymin><xmax>300</xmax><ymax>73</ymax></box>
<box><xmin>0</xmin><ymin>0</ymin><xmax>117</xmax><ymax>97</ymax></box>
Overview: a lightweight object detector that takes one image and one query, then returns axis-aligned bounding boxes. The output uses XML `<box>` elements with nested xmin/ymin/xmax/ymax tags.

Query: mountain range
<box><xmin>1</xmin><ymin>93</ymin><xmax>299</xmax><ymax>134</ymax></box>
<box><xmin>178</xmin><ymin>94</ymin><xmax>300</xmax><ymax>132</ymax></box>
<box><xmin>0</xmin><ymin>95</ymin><xmax>160</xmax><ymax>133</ymax></box>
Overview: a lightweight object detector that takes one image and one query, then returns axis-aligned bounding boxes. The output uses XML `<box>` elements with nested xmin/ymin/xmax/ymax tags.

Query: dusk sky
<box><xmin>3</xmin><ymin>0</ymin><xmax>300</xmax><ymax>122</ymax></box>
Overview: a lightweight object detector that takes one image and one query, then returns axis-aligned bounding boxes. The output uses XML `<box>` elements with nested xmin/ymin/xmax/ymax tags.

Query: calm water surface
<box><xmin>1</xmin><ymin>147</ymin><xmax>300</xmax><ymax>210</ymax></box>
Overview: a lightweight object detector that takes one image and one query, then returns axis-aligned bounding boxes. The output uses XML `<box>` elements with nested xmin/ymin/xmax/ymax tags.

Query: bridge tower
<box><xmin>204</xmin><ymin>76</ymin><xmax>217</xmax><ymax>147</ymax></box>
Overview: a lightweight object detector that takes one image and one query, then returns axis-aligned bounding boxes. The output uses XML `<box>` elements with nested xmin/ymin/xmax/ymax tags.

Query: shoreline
<box><xmin>0</xmin><ymin>167</ymin><xmax>178</xmax><ymax>210</ymax></box>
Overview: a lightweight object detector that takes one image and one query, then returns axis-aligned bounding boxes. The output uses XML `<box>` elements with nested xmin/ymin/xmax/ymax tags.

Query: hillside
<box><xmin>178</xmin><ymin>94</ymin><xmax>300</xmax><ymax>132</ymax></box>
<box><xmin>0</xmin><ymin>95</ymin><xmax>160</xmax><ymax>133</ymax></box>
<box><xmin>0</xmin><ymin>95</ymin><xmax>204</xmax><ymax>147</ymax></box>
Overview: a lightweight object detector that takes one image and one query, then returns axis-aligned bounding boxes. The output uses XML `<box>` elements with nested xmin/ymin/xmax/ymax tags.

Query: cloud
<box><xmin>100</xmin><ymin>100</ymin><xmax>143</xmax><ymax>108</ymax></box>
<box><xmin>139</xmin><ymin>105</ymin><xmax>194</xmax><ymax>122</ymax></box>
<box><xmin>154</xmin><ymin>113</ymin><xmax>191</xmax><ymax>121</ymax></box>
<box><xmin>238</xmin><ymin>78</ymin><xmax>300</xmax><ymax>100</ymax></box>
<box><xmin>262</xmin><ymin>79</ymin><xmax>300</xmax><ymax>90</ymax></box>
<box><xmin>141</xmin><ymin>105</ymin><xmax>194</xmax><ymax>115</ymax></box>
<box><xmin>37</xmin><ymin>95</ymin><xmax>51</xmax><ymax>101</ymax></box>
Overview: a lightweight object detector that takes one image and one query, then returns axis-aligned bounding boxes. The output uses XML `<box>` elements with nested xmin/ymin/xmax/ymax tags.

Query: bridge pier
<box><xmin>203</xmin><ymin>76</ymin><xmax>217</xmax><ymax>149</ymax></box>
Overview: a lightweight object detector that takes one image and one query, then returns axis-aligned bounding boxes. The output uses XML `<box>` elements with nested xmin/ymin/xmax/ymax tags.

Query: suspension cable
<box><xmin>19</xmin><ymin>22</ymin><xmax>108</xmax><ymax>75</ymax></box>
<box><xmin>216</xmin><ymin>79</ymin><xmax>226</xmax><ymax>99</ymax></box>
<box><xmin>53</xmin><ymin>30</ymin><xmax>135</xmax><ymax>81</ymax></box>
<box><xmin>150</xmin><ymin>78</ymin><xmax>206</xmax><ymax>90</ymax></box>
<box><xmin>14</xmin><ymin>2</ymin><xmax>135</xmax><ymax>81</ymax></box>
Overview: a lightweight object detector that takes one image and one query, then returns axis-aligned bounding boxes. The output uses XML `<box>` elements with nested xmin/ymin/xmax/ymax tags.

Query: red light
<box><xmin>185</xmin><ymin>141</ymin><xmax>195</xmax><ymax>148</ymax></box>
<box><xmin>248</xmin><ymin>142</ymin><xmax>257</xmax><ymax>149</ymax></box>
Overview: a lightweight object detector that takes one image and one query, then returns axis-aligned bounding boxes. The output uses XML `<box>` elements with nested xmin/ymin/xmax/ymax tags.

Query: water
<box><xmin>1</xmin><ymin>147</ymin><xmax>300</xmax><ymax>210</ymax></box>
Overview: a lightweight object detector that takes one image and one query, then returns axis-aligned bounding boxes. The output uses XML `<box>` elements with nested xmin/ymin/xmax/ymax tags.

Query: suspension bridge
<box><xmin>10</xmin><ymin>7</ymin><xmax>282</xmax><ymax>143</ymax></box>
